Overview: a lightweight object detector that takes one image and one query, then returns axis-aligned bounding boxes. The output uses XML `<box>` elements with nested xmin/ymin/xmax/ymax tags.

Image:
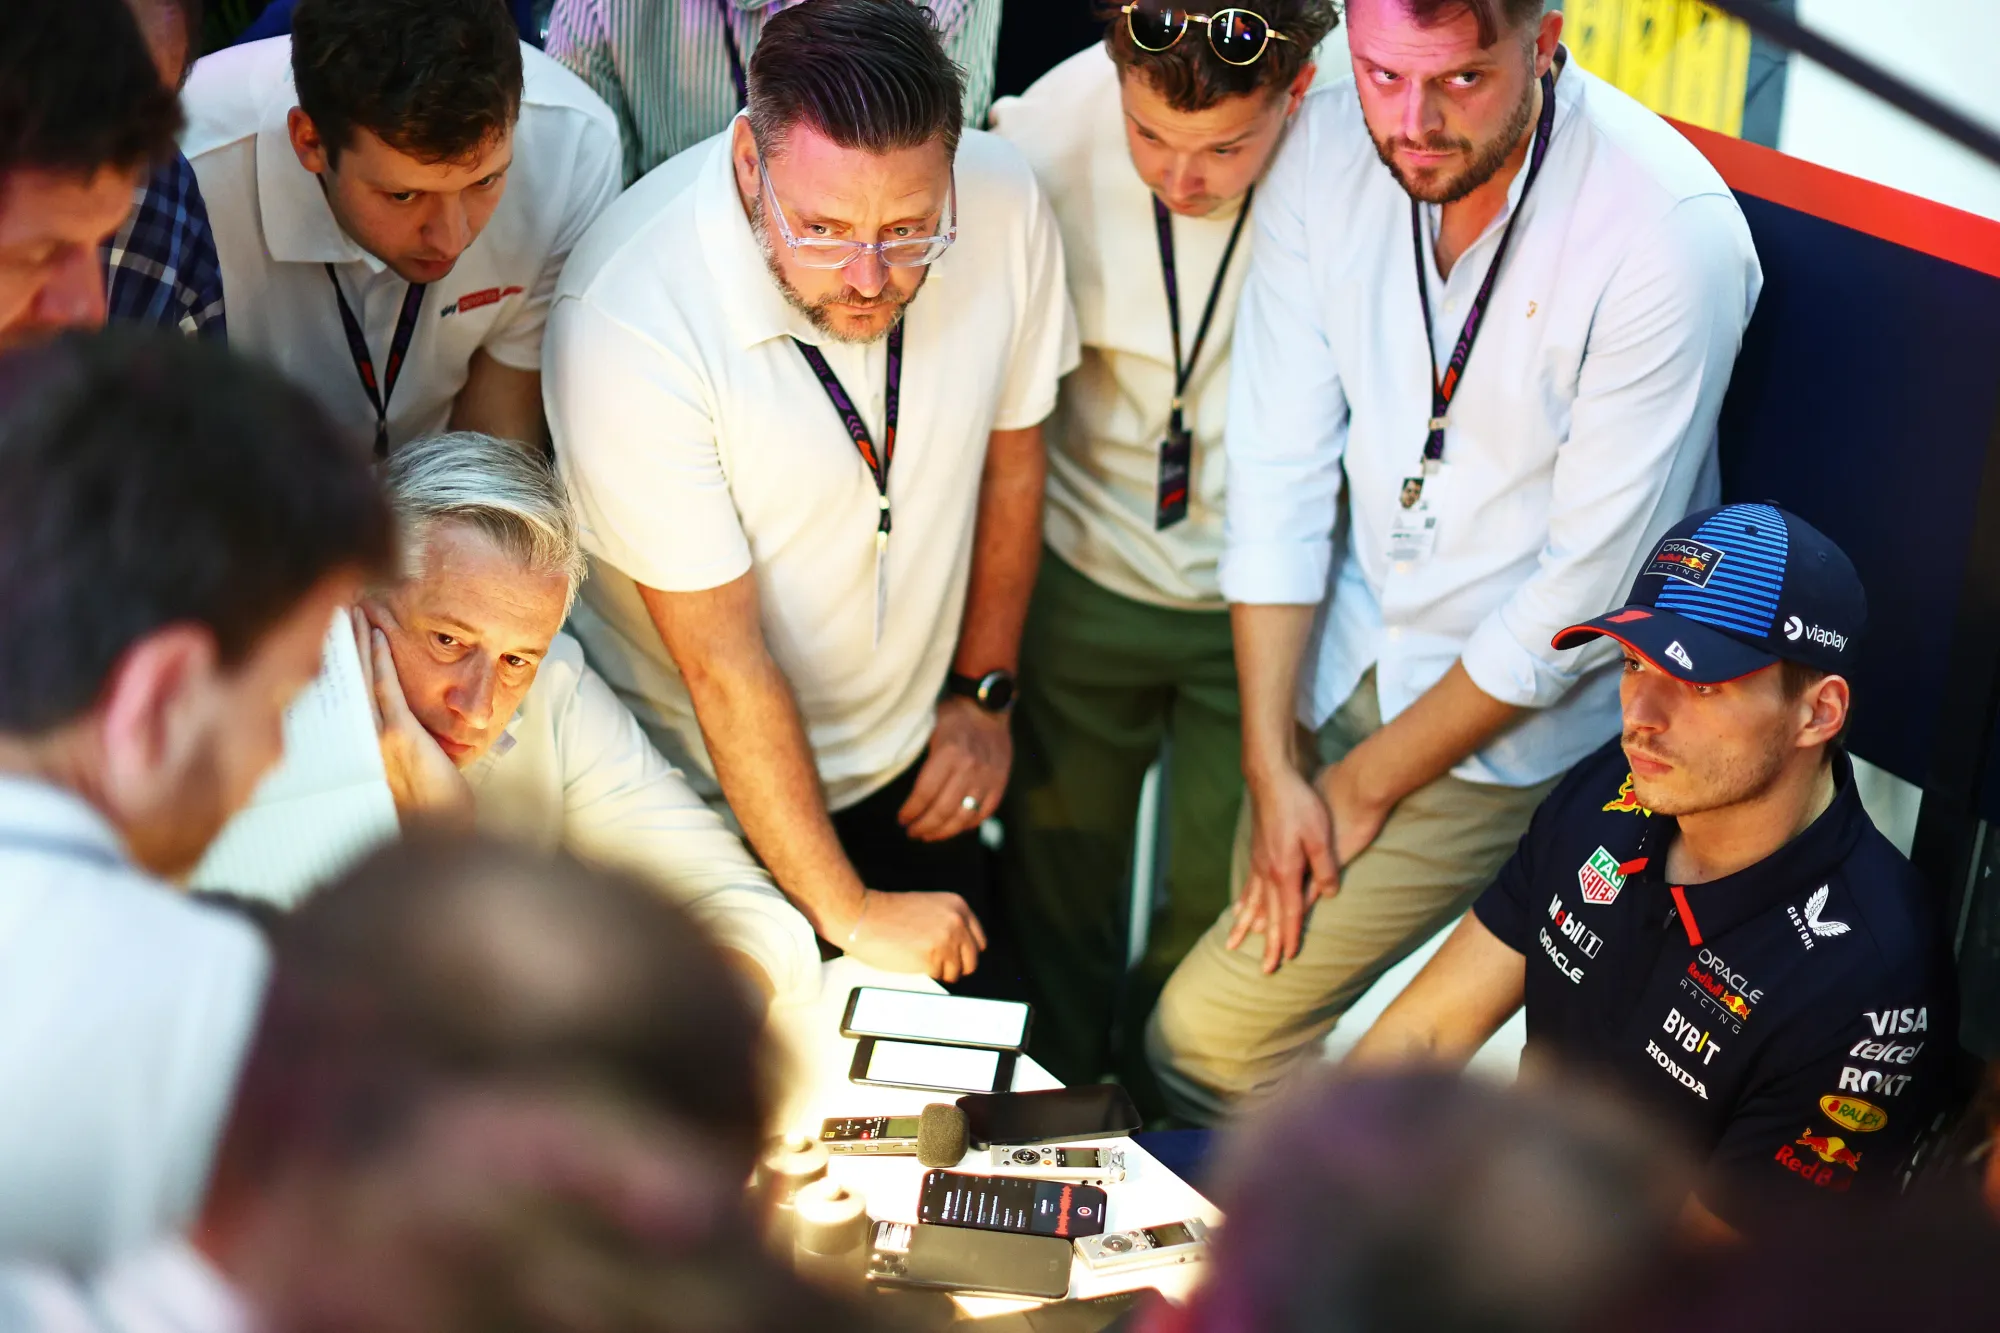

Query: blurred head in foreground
<box><xmin>196</xmin><ymin>833</ymin><xmax>861</xmax><ymax>1333</ymax></box>
<box><xmin>0</xmin><ymin>330</ymin><xmax>393</xmax><ymax>875</ymax></box>
<box><xmin>0</xmin><ymin>0</ymin><xmax>182</xmax><ymax>347</ymax></box>
<box><xmin>1181</xmin><ymin>1068</ymin><xmax>1691</xmax><ymax>1333</ymax></box>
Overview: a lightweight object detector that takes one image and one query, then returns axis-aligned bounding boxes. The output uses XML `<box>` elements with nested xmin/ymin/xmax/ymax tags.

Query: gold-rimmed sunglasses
<box><xmin>1119</xmin><ymin>5</ymin><xmax>1297</xmax><ymax>66</ymax></box>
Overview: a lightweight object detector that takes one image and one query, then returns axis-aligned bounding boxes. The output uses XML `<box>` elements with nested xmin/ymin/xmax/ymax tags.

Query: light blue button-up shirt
<box><xmin>1221</xmin><ymin>61</ymin><xmax>1762</xmax><ymax>787</ymax></box>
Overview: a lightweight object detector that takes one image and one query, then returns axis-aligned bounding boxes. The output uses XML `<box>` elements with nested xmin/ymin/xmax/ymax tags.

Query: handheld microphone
<box><xmin>821</xmin><ymin>1103</ymin><xmax>969</xmax><ymax>1167</ymax></box>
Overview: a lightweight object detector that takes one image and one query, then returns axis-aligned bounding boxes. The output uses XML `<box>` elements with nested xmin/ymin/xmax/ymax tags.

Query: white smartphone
<box><xmin>841</xmin><ymin>987</ymin><xmax>1033</xmax><ymax>1052</ymax></box>
<box><xmin>849</xmin><ymin>1037</ymin><xmax>1016</xmax><ymax>1095</ymax></box>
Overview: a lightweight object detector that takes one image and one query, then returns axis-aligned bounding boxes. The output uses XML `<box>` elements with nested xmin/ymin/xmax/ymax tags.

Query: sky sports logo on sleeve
<box><xmin>1782</xmin><ymin>616</ymin><xmax>1848</xmax><ymax>654</ymax></box>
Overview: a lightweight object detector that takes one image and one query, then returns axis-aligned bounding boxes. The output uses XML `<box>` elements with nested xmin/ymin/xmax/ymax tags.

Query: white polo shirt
<box><xmin>991</xmin><ymin>46</ymin><xmax>1254</xmax><ymax>610</ymax></box>
<box><xmin>467</xmin><ymin>632</ymin><xmax>821</xmax><ymax>999</ymax></box>
<box><xmin>1223</xmin><ymin>61</ymin><xmax>1761</xmax><ymax>787</ymax></box>
<box><xmin>182</xmin><ymin>37</ymin><xmax>623</xmax><ymax>453</ymax></box>
<box><xmin>0</xmin><ymin>777</ymin><xmax>268</xmax><ymax>1270</ymax></box>
<box><xmin>548</xmin><ymin>127</ymin><xmax>1077</xmax><ymax>810</ymax></box>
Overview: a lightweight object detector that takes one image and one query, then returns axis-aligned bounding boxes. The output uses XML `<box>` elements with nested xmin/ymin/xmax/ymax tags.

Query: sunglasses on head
<box><xmin>1119</xmin><ymin>5</ymin><xmax>1297</xmax><ymax>66</ymax></box>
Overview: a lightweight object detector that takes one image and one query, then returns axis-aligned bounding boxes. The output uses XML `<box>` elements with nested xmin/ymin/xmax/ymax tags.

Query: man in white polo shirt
<box><xmin>987</xmin><ymin>1</ymin><xmax>1335</xmax><ymax>1092</ymax></box>
<box><xmin>182</xmin><ymin>0</ymin><xmax>621</xmax><ymax>456</ymax></box>
<box><xmin>548</xmin><ymin>0</ymin><xmax>1076</xmax><ymax>988</ymax></box>
<box><xmin>349</xmin><ymin>431</ymin><xmax>820</xmax><ymax>1002</ymax></box>
<box><xmin>1147</xmin><ymin>0</ymin><xmax>1762</xmax><ymax>1121</ymax></box>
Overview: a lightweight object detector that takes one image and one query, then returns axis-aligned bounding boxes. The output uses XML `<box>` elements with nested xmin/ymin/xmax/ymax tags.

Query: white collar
<box><xmin>0</xmin><ymin>773</ymin><xmax>131</xmax><ymax>869</ymax></box>
<box><xmin>694</xmin><ymin>123</ymin><xmax>824</xmax><ymax>352</ymax></box>
<box><xmin>252</xmin><ymin>75</ymin><xmax>380</xmax><ymax>271</ymax></box>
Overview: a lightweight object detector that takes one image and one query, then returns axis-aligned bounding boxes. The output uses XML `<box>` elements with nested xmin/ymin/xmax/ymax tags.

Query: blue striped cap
<box><xmin>1553</xmin><ymin>503</ymin><xmax>1867</xmax><ymax>684</ymax></box>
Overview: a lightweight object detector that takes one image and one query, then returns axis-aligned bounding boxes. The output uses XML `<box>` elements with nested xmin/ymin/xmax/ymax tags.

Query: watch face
<box><xmin>978</xmin><ymin>673</ymin><xmax>1015</xmax><ymax>711</ymax></box>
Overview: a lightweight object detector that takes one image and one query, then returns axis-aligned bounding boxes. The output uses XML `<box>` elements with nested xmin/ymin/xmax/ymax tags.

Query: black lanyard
<box><xmin>793</xmin><ymin>321</ymin><xmax>904</xmax><ymax>552</ymax></box>
<box><xmin>1151</xmin><ymin>189</ymin><xmax>1252</xmax><ymax>530</ymax></box>
<box><xmin>1411</xmin><ymin>60</ymin><xmax>1559</xmax><ymax>470</ymax></box>
<box><xmin>325</xmin><ymin>264</ymin><xmax>426</xmax><ymax>459</ymax></box>
<box><xmin>1154</xmin><ymin>187</ymin><xmax>1253</xmax><ymax>439</ymax></box>
<box><xmin>715</xmin><ymin>0</ymin><xmax>749</xmax><ymax>108</ymax></box>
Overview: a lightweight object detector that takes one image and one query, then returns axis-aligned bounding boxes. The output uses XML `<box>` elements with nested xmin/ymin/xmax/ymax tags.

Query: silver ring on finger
<box><xmin>961</xmin><ymin>794</ymin><xmax>981</xmax><ymax>814</ymax></box>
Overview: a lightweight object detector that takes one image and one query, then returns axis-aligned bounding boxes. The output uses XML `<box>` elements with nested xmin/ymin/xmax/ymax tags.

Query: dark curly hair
<box><xmin>0</xmin><ymin>0</ymin><xmax>182</xmax><ymax>181</ymax></box>
<box><xmin>1104</xmin><ymin>0</ymin><xmax>1339</xmax><ymax>113</ymax></box>
<box><xmin>292</xmin><ymin>0</ymin><xmax>523</xmax><ymax>167</ymax></box>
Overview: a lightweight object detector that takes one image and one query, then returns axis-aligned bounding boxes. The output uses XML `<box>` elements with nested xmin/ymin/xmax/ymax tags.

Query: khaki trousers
<box><xmin>1144</xmin><ymin>669</ymin><xmax>1561</xmax><ymax>1124</ymax></box>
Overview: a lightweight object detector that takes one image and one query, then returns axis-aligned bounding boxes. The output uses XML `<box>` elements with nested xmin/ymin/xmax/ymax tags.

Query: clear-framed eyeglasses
<box><xmin>756</xmin><ymin>155</ymin><xmax>958</xmax><ymax>270</ymax></box>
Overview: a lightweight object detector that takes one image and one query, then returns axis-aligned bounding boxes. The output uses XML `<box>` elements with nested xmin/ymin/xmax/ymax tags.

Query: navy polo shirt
<box><xmin>1473</xmin><ymin>739</ymin><xmax>1954</xmax><ymax>1219</ymax></box>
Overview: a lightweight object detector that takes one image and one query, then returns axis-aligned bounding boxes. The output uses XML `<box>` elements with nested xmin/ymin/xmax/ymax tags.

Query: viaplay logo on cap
<box><xmin>1783</xmin><ymin>615</ymin><xmax>1850</xmax><ymax>655</ymax></box>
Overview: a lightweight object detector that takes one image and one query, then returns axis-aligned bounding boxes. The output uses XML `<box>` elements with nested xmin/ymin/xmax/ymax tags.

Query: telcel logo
<box><xmin>1783</xmin><ymin>616</ymin><xmax>1847</xmax><ymax>653</ymax></box>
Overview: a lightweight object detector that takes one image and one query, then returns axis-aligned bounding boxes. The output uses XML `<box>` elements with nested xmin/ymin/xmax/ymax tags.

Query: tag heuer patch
<box><xmin>1578</xmin><ymin>846</ymin><xmax>1626</xmax><ymax>905</ymax></box>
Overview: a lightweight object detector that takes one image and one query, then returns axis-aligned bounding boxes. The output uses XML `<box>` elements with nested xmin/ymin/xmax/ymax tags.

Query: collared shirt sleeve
<box><xmin>1217</xmin><ymin>121</ymin><xmax>1349</xmax><ymax>607</ymax></box>
<box><xmin>1702</xmin><ymin>982</ymin><xmax>1950</xmax><ymax>1224</ymax></box>
<box><xmin>991</xmin><ymin>165</ymin><xmax>1079</xmax><ymax>431</ymax></box>
<box><xmin>480</xmin><ymin>110</ymin><xmax>625</xmax><ymax>372</ymax></box>
<box><xmin>545</xmin><ymin>0</ymin><xmax>645</xmax><ymax>186</ymax></box>
<box><xmin>554</xmin><ymin>659</ymin><xmax>822</xmax><ymax>1001</ymax></box>
<box><xmin>102</xmin><ymin>154</ymin><xmax>227</xmax><ymax>342</ymax></box>
<box><xmin>1459</xmin><ymin>194</ymin><xmax>1759</xmax><ymax>710</ymax></box>
<box><xmin>548</xmin><ymin>298</ymin><xmax>753</xmax><ymax>592</ymax></box>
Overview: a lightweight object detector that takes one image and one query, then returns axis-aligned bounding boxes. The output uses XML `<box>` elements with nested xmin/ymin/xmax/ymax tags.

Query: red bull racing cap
<box><xmin>1553</xmin><ymin>503</ymin><xmax>1867</xmax><ymax>686</ymax></box>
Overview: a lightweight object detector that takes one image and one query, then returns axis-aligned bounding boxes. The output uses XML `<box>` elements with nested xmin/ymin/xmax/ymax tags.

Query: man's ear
<box><xmin>288</xmin><ymin>106</ymin><xmax>333</xmax><ymax>175</ymax></box>
<box><xmin>1285</xmin><ymin>63</ymin><xmax>1316</xmax><ymax>116</ymax></box>
<box><xmin>1533</xmin><ymin>9</ymin><xmax>1565</xmax><ymax>77</ymax></box>
<box><xmin>730</xmin><ymin>115</ymin><xmax>761</xmax><ymax>201</ymax></box>
<box><xmin>1800</xmin><ymin>673</ymin><xmax>1851</xmax><ymax>749</ymax></box>
<box><xmin>96</xmin><ymin>623</ymin><xmax>221</xmax><ymax>803</ymax></box>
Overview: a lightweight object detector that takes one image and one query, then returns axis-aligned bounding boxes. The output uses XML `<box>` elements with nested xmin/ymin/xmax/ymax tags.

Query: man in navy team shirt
<box><xmin>1353</xmin><ymin>502</ymin><xmax>1955</xmax><ymax>1232</ymax></box>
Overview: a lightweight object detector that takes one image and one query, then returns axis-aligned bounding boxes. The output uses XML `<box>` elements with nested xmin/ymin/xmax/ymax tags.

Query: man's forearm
<box><xmin>644</xmin><ymin>592</ymin><xmax>868</xmax><ymax>942</ymax></box>
<box><xmin>1231</xmin><ymin>602</ymin><xmax>1318</xmax><ymax>787</ymax></box>
<box><xmin>951</xmin><ymin>424</ymin><xmax>1044</xmax><ymax>676</ymax></box>
<box><xmin>1342</xmin><ymin>660</ymin><xmax>1521</xmax><ymax>810</ymax></box>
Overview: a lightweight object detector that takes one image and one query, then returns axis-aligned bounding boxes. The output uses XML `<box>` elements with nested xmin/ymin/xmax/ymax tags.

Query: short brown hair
<box><xmin>1402</xmin><ymin>0</ymin><xmax>1547</xmax><ymax>48</ymax></box>
<box><xmin>1105</xmin><ymin>1</ymin><xmax>1339</xmax><ymax>113</ymax></box>
<box><xmin>748</xmin><ymin>0</ymin><xmax>964</xmax><ymax>158</ymax></box>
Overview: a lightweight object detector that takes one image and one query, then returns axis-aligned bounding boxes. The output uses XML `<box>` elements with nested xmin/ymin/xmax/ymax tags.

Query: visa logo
<box><xmin>1865</xmin><ymin>1008</ymin><xmax>1928</xmax><ymax>1036</ymax></box>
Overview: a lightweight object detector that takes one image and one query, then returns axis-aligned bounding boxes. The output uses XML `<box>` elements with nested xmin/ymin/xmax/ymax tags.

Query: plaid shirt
<box><xmin>101</xmin><ymin>152</ymin><xmax>226</xmax><ymax>340</ymax></box>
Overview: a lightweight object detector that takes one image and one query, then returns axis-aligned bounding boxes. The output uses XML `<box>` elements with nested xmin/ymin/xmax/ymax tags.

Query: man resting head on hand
<box><xmin>356</xmin><ymin>431</ymin><xmax>820</xmax><ymax>1002</ymax></box>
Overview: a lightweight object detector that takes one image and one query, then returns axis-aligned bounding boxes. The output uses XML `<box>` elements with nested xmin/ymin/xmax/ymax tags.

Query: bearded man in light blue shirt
<box><xmin>1146</xmin><ymin>0</ymin><xmax>1761</xmax><ymax>1122</ymax></box>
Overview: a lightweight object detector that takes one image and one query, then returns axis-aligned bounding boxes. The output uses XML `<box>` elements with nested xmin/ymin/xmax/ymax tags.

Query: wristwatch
<box><xmin>944</xmin><ymin>669</ymin><xmax>1016</xmax><ymax>715</ymax></box>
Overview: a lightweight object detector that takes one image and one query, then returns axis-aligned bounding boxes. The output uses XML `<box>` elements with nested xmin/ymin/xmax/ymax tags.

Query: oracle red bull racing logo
<box><xmin>1775</xmin><ymin>1129</ymin><xmax>1861</xmax><ymax>1192</ymax></box>
<box><xmin>1602</xmin><ymin>775</ymin><xmax>1652</xmax><ymax>817</ymax></box>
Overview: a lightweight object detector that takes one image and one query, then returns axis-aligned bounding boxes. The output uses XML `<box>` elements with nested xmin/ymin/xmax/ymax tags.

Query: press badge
<box><xmin>1155</xmin><ymin>424</ymin><xmax>1193</xmax><ymax>530</ymax></box>
<box><xmin>1385</xmin><ymin>465</ymin><xmax>1449</xmax><ymax>565</ymax></box>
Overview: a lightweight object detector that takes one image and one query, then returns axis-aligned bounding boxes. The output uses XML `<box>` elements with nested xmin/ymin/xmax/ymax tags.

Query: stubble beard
<box><xmin>1621</xmin><ymin>726</ymin><xmax>1793</xmax><ymax>820</ymax></box>
<box><xmin>749</xmin><ymin>194</ymin><xmax>923</xmax><ymax>346</ymax></box>
<box><xmin>1371</xmin><ymin>66</ymin><xmax>1540</xmax><ymax>206</ymax></box>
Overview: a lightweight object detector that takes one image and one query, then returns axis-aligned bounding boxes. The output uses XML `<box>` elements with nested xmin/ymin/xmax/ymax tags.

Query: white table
<box><xmin>769</xmin><ymin>958</ymin><xmax>1220</xmax><ymax>1315</ymax></box>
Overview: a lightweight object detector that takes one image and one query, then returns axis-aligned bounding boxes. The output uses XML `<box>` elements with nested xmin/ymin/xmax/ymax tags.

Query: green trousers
<box><xmin>999</xmin><ymin>549</ymin><xmax>1243</xmax><ymax>1098</ymax></box>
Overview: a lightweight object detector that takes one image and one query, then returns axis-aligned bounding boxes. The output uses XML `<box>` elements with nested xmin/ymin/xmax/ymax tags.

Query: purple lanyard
<box><xmin>1152</xmin><ymin>186</ymin><xmax>1253</xmax><ymax>439</ymax></box>
<box><xmin>793</xmin><ymin>320</ymin><xmax>904</xmax><ymax>546</ymax></box>
<box><xmin>1411</xmin><ymin>60</ymin><xmax>1559</xmax><ymax>468</ymax></box>
<box><xmin>325</xmin><ymin>264</ymin><xmax>426</xmax><ymax>458</ymax></box>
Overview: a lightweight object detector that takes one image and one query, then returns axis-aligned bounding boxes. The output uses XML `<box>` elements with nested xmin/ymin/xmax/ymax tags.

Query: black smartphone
<box><xmin>840</xmin><ymin>986</ymin><xmax>1033</xmax><ymax>1052</ymax></box>
<box><xmin>865</xmin><ymin>1220</ymin><xmax>1072</xmax><ymax>1301</ymax></box>
<box><xmin>957</xmin><ymin>1086</ymin><xmax>1141</xmax><ymax>1147</ymax></box>
<box><xmin>850</xmin><ymin>1037</ymin><xmax>1015</xmax><ymax>1095</ymax></box>
<box><xmin>918</xmin><ymin>1169</ymin><xmax>1108</xmax><ymax>1238</ymax></box>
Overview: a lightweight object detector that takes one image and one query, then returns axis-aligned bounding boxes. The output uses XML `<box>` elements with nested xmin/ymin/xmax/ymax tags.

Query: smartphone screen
<box><xmin>958</xmin><ymin>1086</ymin><xmax>1141</xmax><ymax>1146</ymax></box>
<box><xmin>919</xmin><ymin>1170</ymin><xmax>1107</xmax><ymax>1238</ymax></box>
<box><xmin>844</xmin><ymin>988</ymin><xmax>1032</xmax><ymax>1050</ymax></box>
<box><xmin>859</xmin><ymin>1039</ymin><xmax>1006</xmax><ymax>1094</ymax></box>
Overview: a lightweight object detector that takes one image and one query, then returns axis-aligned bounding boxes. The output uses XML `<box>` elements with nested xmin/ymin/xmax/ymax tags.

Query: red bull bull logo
<box><xmin>1602</xmin><ymin>775</ymin><xmax>1652</xmax><ymax>817</ymax></box>
<box><xmin>1774</xmin><ymin>1130</ymin><xmax>1858</xmax><ymax>1192</ymax></box>
<box><xmin>1795</xmin><ymin>1132</ymin><xmax>1861</xmax><ymax>1170</ymax></box>
<box><xmin>1685</xmin><ymin>960</ymin><xmax>1755</xmax><ymax>1022</ymax></box>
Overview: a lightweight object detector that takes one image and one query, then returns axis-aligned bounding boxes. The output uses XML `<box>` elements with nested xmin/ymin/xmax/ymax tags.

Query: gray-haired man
<box><xmin>355</xmin><ymin>431</ymin><xmax>820</xmax><ymax>1001</ymax></box>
